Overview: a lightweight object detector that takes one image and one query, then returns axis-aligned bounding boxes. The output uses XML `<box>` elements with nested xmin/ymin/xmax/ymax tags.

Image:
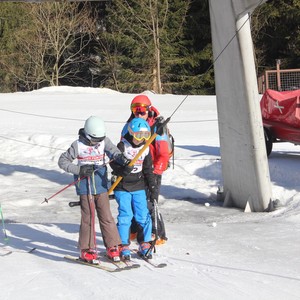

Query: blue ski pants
<box><xmin>114</xmin><ymin>190</ymin><xmax>152</xmax><ymax>245</ymax></box>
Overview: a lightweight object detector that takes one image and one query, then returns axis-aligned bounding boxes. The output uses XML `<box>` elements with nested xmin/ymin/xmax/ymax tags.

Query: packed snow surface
<box><xmin>0</xmin><ymin>87</ymin><xmax>299</xmax><ymax>300</ymax></box>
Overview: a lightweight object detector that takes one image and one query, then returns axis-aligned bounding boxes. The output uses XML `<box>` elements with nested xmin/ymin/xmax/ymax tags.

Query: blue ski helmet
<box><xmin>128</xmin><ymin>118</ymin><xmax>151</xmax><ymax>141</ymax></box>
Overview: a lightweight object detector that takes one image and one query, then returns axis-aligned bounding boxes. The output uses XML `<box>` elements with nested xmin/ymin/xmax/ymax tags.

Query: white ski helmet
<box><xmin>84</xmin><ymin>116</ymin><xmax>106</xmax><ymax>138</ymax></box>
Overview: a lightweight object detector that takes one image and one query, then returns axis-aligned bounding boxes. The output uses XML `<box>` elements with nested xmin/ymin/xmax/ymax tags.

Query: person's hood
<box><xmin>78</xmin><ymin>128</ymin><xmax>91</xmax><ymax>145</ymax></box>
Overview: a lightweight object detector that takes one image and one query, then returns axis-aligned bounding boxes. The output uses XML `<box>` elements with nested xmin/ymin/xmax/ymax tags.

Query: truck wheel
<box><xmin>264</xmin><ymin>128</ymin><xmax>273</xmax><ymax>157</ymax></box>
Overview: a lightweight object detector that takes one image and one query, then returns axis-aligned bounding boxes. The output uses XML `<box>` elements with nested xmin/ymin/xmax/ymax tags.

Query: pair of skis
<box><xmin>0</xmin><ymin>245</ymin><xmax>166</xmax><ymax>271</ymax></box>
<box><xmin>64</xmin><ymin>249</ymin><xmax>166</xmax><ymax>272</ymax></box>
<box><xmin>64</xmin><ymin>255</ymin><xmax>140</xmax><ymax>273</ymax></box>
<box><xmin>64</xmin><ymin>255</ymin><xmax>126</xmax><ymax>273</ymax></box>
<box><xmin>0</xmin><ymin>246</ymin><xmax>36</xmax><ymax>256</ymax></box>
<box><xmin>102</xmin><ymin>251</ymin><xmax>166</xmax><ymax>269</ymax></box>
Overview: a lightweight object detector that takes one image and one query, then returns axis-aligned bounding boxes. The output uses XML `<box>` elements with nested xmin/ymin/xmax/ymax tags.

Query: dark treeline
<box><xmin>0</xmin><ymin>0</ymin><xmax>299</xmax><ymax>94</ymax></box>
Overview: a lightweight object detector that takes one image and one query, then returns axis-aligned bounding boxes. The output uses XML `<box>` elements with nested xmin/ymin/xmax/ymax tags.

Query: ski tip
<box><xmin>28</xmin><ymin>247</ymin><xmax>37</xmax><ymax>253</ymax></box>
<box><xmin>129</xmin><ymin>264</ymin><xmax>141</xmax><ymax>269</ymax></box>
<box><xmin>68</xmin><ymin>201</ymin><xmax>80</xmax><ymax>208</ymax></box>
<box><xmin>156</xmin><ymin>263</ymin><xmax>167</xmax><ymax>268</ymax></box>
<box><xmin>112</xmin><ymin>268</ymin><xmax>123</xmax><ymax>272</ymax></box>
<box><xmin>0</xmin><ymin>251</ymin><xmax>12</xmax><ymax>256</ymax></box>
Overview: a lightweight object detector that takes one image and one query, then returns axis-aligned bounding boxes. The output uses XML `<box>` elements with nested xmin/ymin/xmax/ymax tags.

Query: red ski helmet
<box><xmin>130</xmin><ymin>95</ymin><xmax>152</xmax><ymax>107</ymax></box>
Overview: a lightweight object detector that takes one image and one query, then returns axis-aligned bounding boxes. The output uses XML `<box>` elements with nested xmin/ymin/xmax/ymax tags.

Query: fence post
<box><xmin>276</xmin><ymin>59</ymin><xmax>282</xmax><ymax>91</ymax></box>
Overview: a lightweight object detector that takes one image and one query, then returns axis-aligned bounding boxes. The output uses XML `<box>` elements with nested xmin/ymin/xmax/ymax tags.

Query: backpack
<box><xmin>153</xmin><ymin>116</ymin><xmax>175</xmax><ymax>169</ymax></box>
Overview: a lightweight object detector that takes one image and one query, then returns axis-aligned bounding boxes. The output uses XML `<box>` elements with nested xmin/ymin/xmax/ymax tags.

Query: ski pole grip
<box><xmin>160</xmin><ymin>117</ymin><xmax>171</xmax><ymax>127</ymax></box>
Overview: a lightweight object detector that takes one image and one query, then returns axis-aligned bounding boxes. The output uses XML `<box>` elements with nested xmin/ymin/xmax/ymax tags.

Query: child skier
<box><xmin>110</xmin><ymin>117</ymin><xmax>158</xmax><ymax>260</ymax></box>
<box><xmin>58</xmin><ymin>116</ymin><xmax>133</xmax><ymax>263</ymax></box>
<box><xmin>123</xmin><ymin>95</ymin><xmax>170</xmax><ymax>244</ymax></box>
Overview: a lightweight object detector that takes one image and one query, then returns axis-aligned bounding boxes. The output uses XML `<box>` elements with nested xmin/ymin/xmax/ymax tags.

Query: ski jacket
<box><xmin>122</xmin><ymin>106</ymin><xmax>170</xmax><ymax>175</ymax></box>
<box><xmin>110</xmin><ymin>134</ymin><xmax>158</xmax><ymax>200</ymax></box>
<box><xmin>58</xmin><ymin>128</ymin><xmax>123</xmax><ymax>195</ymax></box>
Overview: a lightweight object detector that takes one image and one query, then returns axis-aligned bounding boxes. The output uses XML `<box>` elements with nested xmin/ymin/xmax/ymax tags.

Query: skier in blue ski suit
<box><xmin>110</xmin><ymin>118</ymin><xmax>158</xmax><ymax>259</ymax></box>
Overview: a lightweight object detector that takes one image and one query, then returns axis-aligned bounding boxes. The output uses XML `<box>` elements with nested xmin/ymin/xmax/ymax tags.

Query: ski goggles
<box><xmin>87</xmin><ymin>135</ymin><xmax>105</xmax><ymax>144</ymax></box>
<box><xmin>130</xmin><ymin>130</ymin><xmax>151</xmax><ymax>141</ymax></box>
<box><xmin>131</xmin><ymin>103</ymin><xmax>150</xmax><ymax>116</ymax></box>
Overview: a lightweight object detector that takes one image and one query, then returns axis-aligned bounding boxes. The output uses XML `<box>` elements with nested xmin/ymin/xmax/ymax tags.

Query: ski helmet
<box><xmin>128</xmin><ymin>118</ymin><xmax>151</xmax><ymax>141</ymax></box>
<box><xmin>84</xmin><ymin>116</ymin><xmax>106</xmax><ymax>139</ymax></box>
<box><xmin>130</xmin><ymin>95</ymin><xmax>151</xmax><ymax>108</ymax></box>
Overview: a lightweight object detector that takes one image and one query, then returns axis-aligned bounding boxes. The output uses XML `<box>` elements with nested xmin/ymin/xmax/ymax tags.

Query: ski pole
<box><xmin>0</xmin><ymin>203</ymin><xmax>9</xmax><ymax>243</ymax></box>
<box><xmin>87</xmin><ymin>176</ymin><xmax>98</xmax><ymax>255</ymax></box>
<box><xmin>108</xmin><ymin>117</ymin><xmax>170</xmax><ymax>194</ymax></box>
<box><xmin>42</xmin><ymin>160</ymin><xmax>113</xmax><ymax>204</ymax></box>
<box><xmin>146</xmin><ymin>199</ymin><xmax>158</xmax><ymax>258</ymax></box>
<box><xmin>41</xmin><ymin>176</ymin><xmax>86</xmax><ymax>204</ymax></box>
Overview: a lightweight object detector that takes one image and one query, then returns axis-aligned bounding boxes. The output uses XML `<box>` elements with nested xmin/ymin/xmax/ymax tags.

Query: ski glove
<box><xmin>115</xmin><ymin>153</ymin><xmax>131</xmax><ymax>166</ymax></box>
<box><xmin>149</xmin><ymin>185</ymin><xmax>159</xmax><ymax>202</ymax></box>
<box><xmin>79</xmin><ymin>165</ymin><xmax>94</xmax><ymax>177</ymax></box>
<box><xmin>120</xmin><ymin>165</ymin><xmax>134</xmax><ymax>177</ymax></box>
<box><xmin>154</xmin><ymin>116</ymin><xmax>166</xmax><ymax>136</ymax></box>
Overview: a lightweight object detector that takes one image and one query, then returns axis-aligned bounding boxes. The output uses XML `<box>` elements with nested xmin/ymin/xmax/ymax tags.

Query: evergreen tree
<box><xmin>252</xmin><ymin>0</ymin><xmax>300</xmax><ymax>75</ymax></box>
<box><xmin>172</xmin><ymin>0</ymin><xmax>214</xmax><ymax>94</ymax></box>
<box><xmin>0</xmin><ymin>3</ymin><xmax>30</xmax><ymax>92</ymax></box>
<box><xmin>95</xmin><ymin>0</ymin><xmax>191</xmax><ymax>94</ymax></box>
<box><xmin>0</xmin><ymin>0</ymin><xmax>298</xmax><ymax>94</ymax></box>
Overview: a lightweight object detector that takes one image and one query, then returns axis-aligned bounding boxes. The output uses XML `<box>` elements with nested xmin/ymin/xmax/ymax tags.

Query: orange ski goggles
<box><xmin>131</xmin><ymin>103</ymin><xmax>150</xmax><ymax>116</ymax></box>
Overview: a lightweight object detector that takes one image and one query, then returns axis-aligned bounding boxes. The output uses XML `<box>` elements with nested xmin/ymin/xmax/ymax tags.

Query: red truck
<box><xmin>260</xmin><ymin>89</ymin><xmax>300</xmax><ymax>156</ymax></box>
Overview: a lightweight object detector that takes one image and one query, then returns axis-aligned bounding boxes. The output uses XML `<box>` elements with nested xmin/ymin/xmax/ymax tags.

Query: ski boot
<box><xmin>106</xmin><ymin>246</ymin><xmax>120</xmax><ymax>262</ymax></box>
<box><xmin>119</xmin><ymin>245</ymin><xmax>131</xmax><ymax>260</ymax></box>
<box><xmin>80</xmin><ymin>249</ymin><xmax>98</xmax><ymax>263</ymax></box>
<box><xmin>139</xmin><ymin>242</ymin><xmax>152</xmax><ymax>259</ymax></box>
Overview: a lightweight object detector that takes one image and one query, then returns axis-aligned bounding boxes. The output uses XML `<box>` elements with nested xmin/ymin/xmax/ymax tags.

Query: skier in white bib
<box><xmin>110</xmin><ymin>118</ymin><xmax>158</xmax><ymax>260</ymax></box>
<box><xmin>58</xmin><ymin>116</ymin><xmax>133</xmax><ymax>263</ymax></box>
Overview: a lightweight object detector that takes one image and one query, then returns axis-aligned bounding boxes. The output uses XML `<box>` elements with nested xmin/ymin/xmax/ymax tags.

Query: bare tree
<box><xmin>15</xmin><ymin>2</ymin><xmax>96</xmax><ymax>88</ymax></box>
